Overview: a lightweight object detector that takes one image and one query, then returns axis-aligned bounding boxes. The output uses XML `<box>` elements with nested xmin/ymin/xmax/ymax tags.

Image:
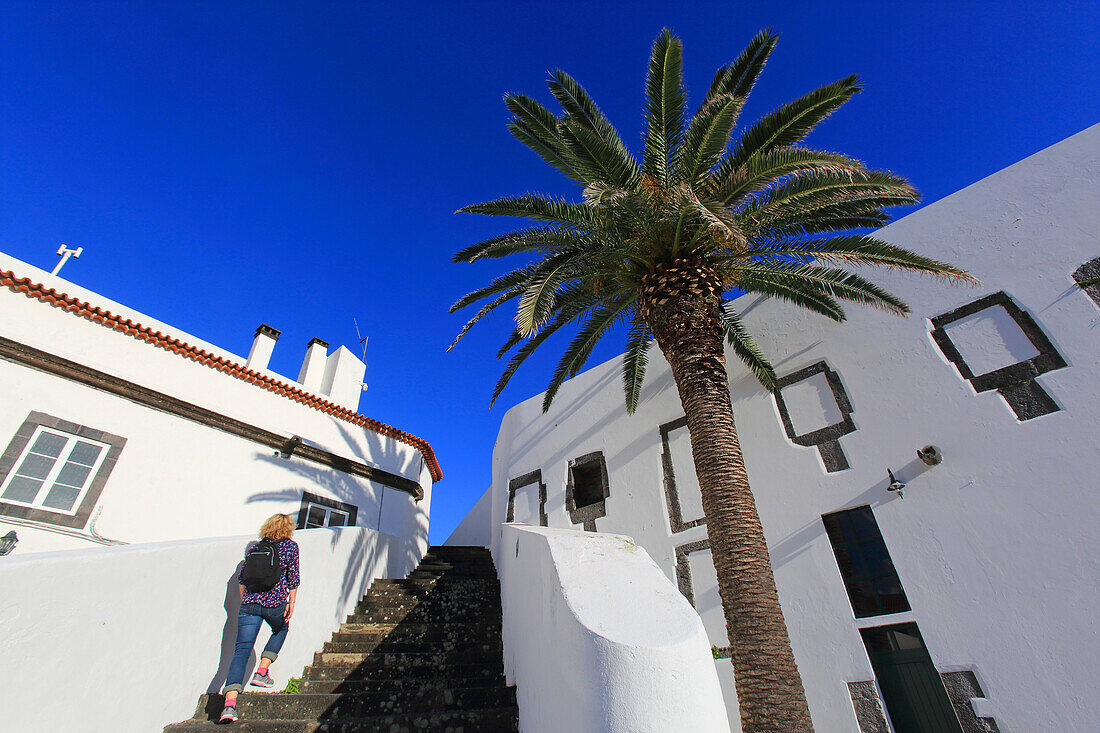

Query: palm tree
<box><xmin>449</xmin><ymin>28</ymin><xmax>973</xmax><ymax>733</ymax></box>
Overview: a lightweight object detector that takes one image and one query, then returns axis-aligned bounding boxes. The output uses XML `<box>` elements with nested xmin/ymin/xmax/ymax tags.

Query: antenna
<box><xmin>51</xmin><ymin>245</ymin><xmax>83</xmax><ymax>276</ymax></box>
<box><xmin>353</xmin><ymin>318</ymin><xmax>369</xmax><ymax>392</ymax></box>
<box><xmin>353</xmin><ymin>318</ymin><xmax>368</xmax><ymax>363</ymax></box>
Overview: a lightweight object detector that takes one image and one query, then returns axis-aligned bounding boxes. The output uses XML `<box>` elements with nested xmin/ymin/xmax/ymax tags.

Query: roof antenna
<box><xmin>353</xmin><ymin>318</ymin><xmax>369</xmax><ymax>392</ymax></box>
<box><xmin>51</xmin><ymin>245</ymin><xmax>83</xmax><ymax>276</ymax></box>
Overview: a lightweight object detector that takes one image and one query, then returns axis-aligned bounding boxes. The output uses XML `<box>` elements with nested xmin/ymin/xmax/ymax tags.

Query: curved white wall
<box><xmin>499</xmin><ymin>523</ymin><xmax>730</xmax><ymax>733</ymax></box>
<box><xmin>0</xmin><ymin>526</ymin><xmax>423</xmax><ymax>732</ymax></box>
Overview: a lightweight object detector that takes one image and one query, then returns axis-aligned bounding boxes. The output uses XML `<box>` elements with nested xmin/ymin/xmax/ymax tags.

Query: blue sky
<box><xmin>1</xmin><ymin>2</ymin><xmax>1096</xmax><ymax>543</ymax></box>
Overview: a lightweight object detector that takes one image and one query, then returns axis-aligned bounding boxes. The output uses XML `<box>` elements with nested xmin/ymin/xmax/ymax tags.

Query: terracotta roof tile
<box><xmin>0</xmin><ymin>269</ymin><xmax>442</xmax><ymax>483</ymax></box>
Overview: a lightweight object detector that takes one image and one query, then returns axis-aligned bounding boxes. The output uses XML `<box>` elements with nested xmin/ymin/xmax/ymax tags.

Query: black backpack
<box><xmin>242</xmin><ymin>539</ymin><xmax>283</xmax><ymax>593</ymax></box>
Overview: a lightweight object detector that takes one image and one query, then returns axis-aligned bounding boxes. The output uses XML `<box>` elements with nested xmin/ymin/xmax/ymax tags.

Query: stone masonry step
<box><xmin>297</xmin><ymin>678</ymin><xmax>506</xmax><ymax>695</ymax></box>
<box><xmin>312</xmin><ymin>649</ymin><xmax>502</xmax><ymax>668</ymax></box>
<box><xmin>332</xmin><ymin>621</ymin><xmax>500</xmax><ymax>639</ymax></box>
<box><xmin>164</xmin><ymin>707</ymin><xmax>518</xmax><ymax>732</ymax></box>
<box><xmin>189</xmin><ymin>687</ymin><xmax>516</xmax><ymax>719</ymax></box>
<box><xmin>303</xmin><ymin>661</ymin><xmax>504</xmax><ymax>682</ymax></box>
<box><xmin>322</xmin><ymin>639</ymin><xmax>500</xmax><ymax>654</ymax></box>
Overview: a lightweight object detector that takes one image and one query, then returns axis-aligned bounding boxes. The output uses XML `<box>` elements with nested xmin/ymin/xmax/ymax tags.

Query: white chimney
<box><xmin>319</xmin><ymin>345</ymin><xmax>366</xmax><ymax>410</ymax></box>
<box><xmin>246</xmin><ymin>324</ymin><xmax>280</xmax><ymax>371</ymax></box>
<box><xmin>297</xmin><ymin>337</ymin><xmax>329</xmax><ymax>393</ymax></box>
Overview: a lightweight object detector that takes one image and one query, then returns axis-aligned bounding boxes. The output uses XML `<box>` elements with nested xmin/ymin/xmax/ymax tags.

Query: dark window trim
<box><xmin>296</xmin><ymin>491</ymin><xmax>358</xmax><ymax>529</ymax></box>
<box><xmin>930</xmin><ymin>291</ymin><xmax>1066</xmax><ymax>420</ymax></box>
<box><xmin>674</xmin><ymin>538</ymin><xmax>732</xmax><ymax>659</ymax></box>
<box><xmin>822</xmin><ymin>505</ymin><xmax>911</xmax><ymax>618</ymax></box>
<box><xmin>0</xmin><ymin>335</ymin><xmax>423</xmax><ymax>499</ymax></box>
<box><xmin>0</xmin><ymin>411</ymin><xmax>126</xmax><ymax>529</ymax></box>
<box><xmin>1073</xmin><ymin>257</ymin><xmax>1100</xmax><ymax>307</ymax></box>
<box><xmin>565</xmin><ymin>451</ymin><xmax>609</xmax><ymax>532</ymax></box>
<box><xmin>660</xmin><ymin>416</ymin><xmax>707</xmax><ymax>533</ymax></box>
<box><xmin>506</xmin><ymin>469</ymin><xmax>547</xmax><ymax>527</ymax></box>
<box><xmin>772</xmin><ymin>361</ymin><xmax>856</xmax><ymax>472</ymax></box>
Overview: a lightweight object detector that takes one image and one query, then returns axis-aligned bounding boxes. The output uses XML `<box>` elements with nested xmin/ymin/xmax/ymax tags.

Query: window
<box><xmin>296</xmin><ymin>491</ymin><xmax>358</xmax><ymax>529</ymax></box>
<box><xmin>0</xmin><ymin>412</ymin><xmax>126</xmax><ymax>529</ymax></box>
<box><xmin>822</xmin><ymin>505</ymin><xmax>910</xmax><ymax>617</ymax></box>
<box><xmin>566</xmin><ymin>451</ymin><xmax>610</xmax><ymax>531</ymax></box>
<box><xmin>1</xmin><ymin>427</ymin><xmax>109</xmax><ymax>514</ymax></box>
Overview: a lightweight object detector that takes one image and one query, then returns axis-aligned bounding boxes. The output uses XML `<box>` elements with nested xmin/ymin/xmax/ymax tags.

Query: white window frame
<box><xmin>0</xmin><ymin>426</ymin><xmax>111</xmax><ymax>516</ymax></box>
<box><xmin>302</xmin><ymin>502</ymin><xmax>351</xmax><ymax>528</ymax></box>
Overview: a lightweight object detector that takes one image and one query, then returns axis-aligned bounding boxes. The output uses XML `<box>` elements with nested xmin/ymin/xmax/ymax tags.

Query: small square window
<box><xmin>566</xmin><ymin>452</ymin><xmax>609</xmax><ymax>531</ymax></box>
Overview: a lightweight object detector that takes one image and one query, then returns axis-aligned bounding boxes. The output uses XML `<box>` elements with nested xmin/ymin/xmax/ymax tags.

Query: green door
<box><xmin>860</xmin><ymin>623</ymin><xmax>962</xmax><ymax>733</ymax></box>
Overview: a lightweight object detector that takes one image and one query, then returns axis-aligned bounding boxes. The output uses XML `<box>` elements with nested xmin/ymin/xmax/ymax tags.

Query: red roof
<box><xmin>1</xmin><ymin>269</ymin><xmax>442</xmax><ymax>483</ymax></box>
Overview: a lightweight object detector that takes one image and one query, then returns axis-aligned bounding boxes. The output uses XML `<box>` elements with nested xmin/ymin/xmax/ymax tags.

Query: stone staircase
<box><xmin>165</xmin><ymin>546</ymin><xmax>518</xmax><ymax>732</ymax></box>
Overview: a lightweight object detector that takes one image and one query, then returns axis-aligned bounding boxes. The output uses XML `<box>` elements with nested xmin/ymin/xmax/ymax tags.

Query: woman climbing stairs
<box><xmin>164</xmin><ymin>546</ymin><xmax>518</xmax><ymax>732</ymax></box>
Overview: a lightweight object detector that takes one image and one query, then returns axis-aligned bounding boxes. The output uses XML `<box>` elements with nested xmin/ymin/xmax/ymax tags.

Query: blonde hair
<box><xmin>260</xmin><ymin>513</ymin><xmax>295</xmax><ymax>541</ymax></box>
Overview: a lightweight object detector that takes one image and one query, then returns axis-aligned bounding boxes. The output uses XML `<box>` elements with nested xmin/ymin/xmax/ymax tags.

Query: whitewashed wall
<box><xmin>444</xmin><ymin>485</ymin><xmax>491</xmax><ymax>546</ymax></box>
<box><xmin>0</xmin><ymin>525</ymin><xmax>422</xmax><ymax>733</ymax></box>
<box><xmin>499</xmin><ymin>524</ymin><xmax>730</xmax><ymax>733</ymax></box>
<box><xmin>0</xmin><ymin>252</ymin><xmax>433</xmax><ymax>556</ymax></box>
<box><xmin>481</xmin><ymin>125</ymin><xmax>1100</xmax><ymax>731</ymax></box>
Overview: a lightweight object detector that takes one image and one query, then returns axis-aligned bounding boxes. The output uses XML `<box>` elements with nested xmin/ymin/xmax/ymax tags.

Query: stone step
<box><xmin>371</xmin><ymin>577</ymin><xmax>499</xmax><ymax>588</ymax></box>
<box><xmin>335</xmin><ymin>621</ymin><xmax>500</xmax><ymax>637</ymax></box>
<box><xmin>164</xmin><ymin>707</ymin><xmax>518</xmax><ymax>732</ymax></box>
<box><xmin>303</xmin><ymin>660</ymin><xmax>503</xmax><ymax>682</ymax></box>
<box><xmin>354</xmin><ymin>597</ymin><xmax>501</xmax><ymax>615</ymax></box>
<box><xmin>343</xmin><ymin>608</ymin><xmax>502</xmax><ymax>625</ymax></box>
<box><xmin>322</xmin><ymin>639</ymin><xmax>499</xmax><ymax>654</ymax></box>
<box><xmin>204</xmin><ymin>687</ymin><xmax>515</xmax><ymax>718</ymax></box>
<box><xmin>312</xmin><ymin>648</ymin><xmax>502</xmax><ymax>668</ymax></box>
<box><xmin>297</xmin><ymin>677</ymin><xmax>505</xmax><ymax>695</ymax></box>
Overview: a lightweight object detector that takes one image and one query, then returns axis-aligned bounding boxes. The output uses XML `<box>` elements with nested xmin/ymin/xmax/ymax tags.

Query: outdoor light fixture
<box><xmin>886</xmin><ymin>469</ymin><xmax>906</xmax><ymax>498</ymax></box>
<box><xmin>0</xmin><ymin>530</ymin><xmax>17</xmax><ymax>556</ymax></box>
<box><xmin>917</xmin><ymin>445</ymin><xmax>943</xmax><ymax>466</ymax></box>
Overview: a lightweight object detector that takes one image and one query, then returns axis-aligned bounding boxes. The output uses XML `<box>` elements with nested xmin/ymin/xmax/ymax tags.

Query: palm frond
<box><xmin>681</xmin><ymin>94</ymin><xmax>743</xmax><ymax>185</ymax></box>
<box><xmin>643</xmin><ymin>28</ymin><xmax>687</xmax><ymax>188</ymax></box>
<box><xmin>515</xmin><ymin>250</ymin><xmax>585</xmax><ymax>336</ymax></box>
<box><xmin>541</xmin><ymin>299</ymin><xmax>631</xmax><ymax>411</ymax></box>
<box><xmin>447</xmin><ymin>285</ymin><xmax>523</xmax><ymax>352</ymax></box>
<box><xmin>733</xmin><ymin>267</ymin><xmax>847</xmax><ymax>321</ymax></box>
<box><xmin>490</xmin><ymin>291</ymin><xmax>599</xmax><ymax>407</ymax></box>
<box><xmin>711</xmin><ymin>148</ymin><xmax>866</xmax><ymax>205</ymax></box>
<box><xmin>729</xmin><ymin>75</ymin><xmax>862</xmax><ymax>169</ymax></box>
<box><xmin>549</xmin><ymin>71</ymin><xmax>640</xmax><ymax>187</ymax></box>
<box><xmin>622</xmin><ymin>317</ymin><xmax>652</xmax><ymax>414</ymax></box>
<box><xmin>561</xmin><ymin>118</ymin><xmax>640</xmax><ymax>189</ymax></box>
<box><xmin>449</xmin><ymin>262</ymin><xmax>541</xmax><ymax>313</ymax></box>
<box><xmin>719</xmin><ymin>304</ymin><xmax>776</xmax><ymax>390</ymax></box>
<box><xmin>505</xmin><ymin>94</ymin><xmax>583</xmax><ymax>185</ymax></box>
<box><xmin>746</xmin><ymin>235</ymin><xmax>977</xmax><ymax>283</ymax></box>
<box><xmin>452</xmin><ymin>226</ymin><xmax>594</xmax><ymax>263</ymax></box>
<box><xmin>458</xmin><ymin>194</ymin><xmax>603</xmax><ymax>230</ymax></box>
<box><xmin>706</xmin><ymin>29</ymin><xmax>779</xmax><ymax>102</ymax></box>
<box><xmin>743</xmin><ymin>262</ymin><xmax>910</xmax><ymax>314</ymax></box>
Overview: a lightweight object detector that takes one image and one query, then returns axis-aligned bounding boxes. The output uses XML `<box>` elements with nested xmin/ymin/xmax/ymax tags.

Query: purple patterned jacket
<box><xmin>238</xmin><ymin>538</ymin><xmax>300</xmax><ymax>607</ymax></box>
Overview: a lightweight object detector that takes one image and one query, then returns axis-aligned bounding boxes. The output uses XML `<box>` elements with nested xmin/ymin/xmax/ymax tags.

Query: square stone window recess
<box><xmin>506</xmin><ymin>470</ymin><xmax>547</xmax><ymax>527</ymax></box>
<box><xmin>566</xmin><ymin>452</ymin><xmax>609</xmax><ymax>532</ymax></box>
<box><xmin>772</xmin><ymin>361</ymin><xmax>856</xmax><ymax>473</ymax></box>
<box><xmin>931</xmin><ymin>291</ymin><xmax>1066</xmax><ymax>421</ymax></box>
<box><xmin>660</xmin><ymin>417</ymin><xmax>706</xmax><ymax>534</ymax></box>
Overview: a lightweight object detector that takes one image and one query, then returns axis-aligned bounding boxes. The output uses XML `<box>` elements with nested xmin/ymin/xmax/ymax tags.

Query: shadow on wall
<box><xmin>205</xmin><ymin>561</ymin><xmax>247</xmax><ymax>694</ymax></box>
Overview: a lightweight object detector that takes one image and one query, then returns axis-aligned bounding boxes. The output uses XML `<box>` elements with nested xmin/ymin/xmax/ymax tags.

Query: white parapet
<box><xmin>0</xmin><ymin>526</ymin><xmax>425</xmax><ymax>733</ymax></box>
<box><xmin>499</xmin><ymin>523</ymin><xmax>731</xmax><ymax>733</ymax></box>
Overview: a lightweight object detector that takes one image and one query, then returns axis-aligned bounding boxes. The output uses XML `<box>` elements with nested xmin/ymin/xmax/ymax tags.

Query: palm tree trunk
<box><xmin>648</xmin><ymin>290</ymin><xmax>815</xmax><ymax>733</ymax></box>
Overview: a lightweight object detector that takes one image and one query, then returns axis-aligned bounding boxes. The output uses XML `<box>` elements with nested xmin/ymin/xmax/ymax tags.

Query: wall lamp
<box><xmin>0</xmin><ymin>530</ymin><xmax>17</xmax><ymax>556</ymax></box>
<box><xmin>887</xmin><ymin>445</ymin><xmax>944</xmax><ymax>499</ymax></box>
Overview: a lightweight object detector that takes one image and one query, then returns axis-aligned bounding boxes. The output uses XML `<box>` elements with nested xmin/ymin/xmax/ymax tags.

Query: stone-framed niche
<box><xmin>772</xmin><ymin>361</ymin><xmax>857</xmax><ymax>472</ymax></box>
<box><xmin>506</xmin><ymin>469</ymin><xmax>547</xmax><ymax>527</ymax></box>
<box><xmin>673</xmin><ymin>538</ymin><xmax>732</xmax><ymax>659</ymax></box>
<box><xmin>565</xmin><ymin>452</ymin><xmax>609</xmax><ymax>532</ymax></box>
<box><xmin>1073</xmin><ymin>257</ymin><xmax>1100</xmax><ymax>307</ymax></box>
<box><xmin>930</xmin><ymin>291</ymin><xmax>1066</xmax><ymax>420</ymax></box>
<box><xmin>660</xmin><ymin>416</ymin><xmax>707</xmax><ymax>534</ymax></box>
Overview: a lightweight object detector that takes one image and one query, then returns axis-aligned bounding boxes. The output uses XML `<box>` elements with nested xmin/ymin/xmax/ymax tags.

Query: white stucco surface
<box><xmin>0</xmin><ymin>525</ymin><xmax>422</xmax><ymax>732</ymax></box>
<box><xmin>498</xmin><ymin>524</ymin><xmax>730</xmax><ymax>733</ymax></box>
<box><xmin>0</xmin><ymin>251</ymin><xmax>434</xmax><ymax>556</ymax></box>
<box><xmin>475</xmin><ymin>124</ymin><xmax>1100</xmax><ymax>730</ymax></box>
<box><xmin>443</xmin><ymin>485</ymin><xmax>492</xmax><ymax>547</ymax></box>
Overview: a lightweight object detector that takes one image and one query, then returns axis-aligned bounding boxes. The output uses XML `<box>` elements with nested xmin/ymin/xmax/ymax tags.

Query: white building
<box><xmin>0</xmin><ymin>251</ymin><xmax>438</xmax><ymax>556</ymax></box>
<box><xmin>449</xmin><ymin>124</ymin><xmax>1100</xmax><ymax>732</ymax></box>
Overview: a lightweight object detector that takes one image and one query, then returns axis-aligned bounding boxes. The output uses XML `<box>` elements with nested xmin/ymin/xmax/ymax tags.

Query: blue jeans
<box><xmin>223</xmin><ymin>602</ymin><xmax>289</xmax><ymax>692</ymax></box>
